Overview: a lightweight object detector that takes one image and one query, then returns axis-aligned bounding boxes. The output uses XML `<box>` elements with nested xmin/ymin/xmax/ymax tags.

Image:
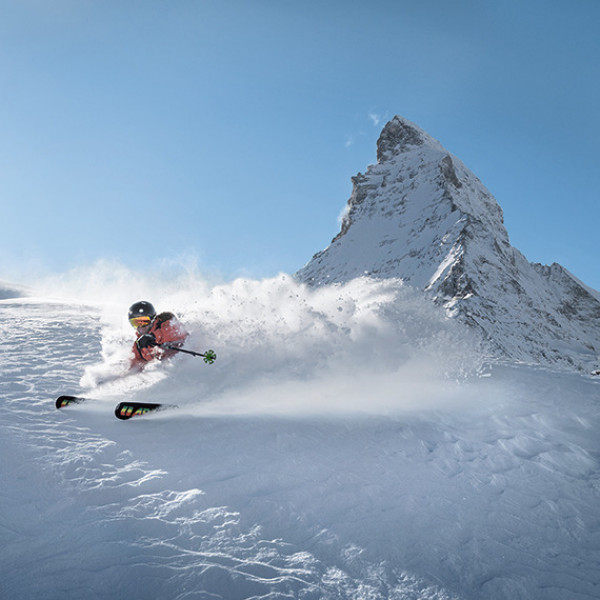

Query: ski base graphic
<box><xmin>114</xmin><ymin>401</ymin><xmax>172</xmax><ymax>420</ymax></box>
<box><xmin>56</xmin><ymin>395</ymin><xmax>87</xmax><ymax>409</ymax></box>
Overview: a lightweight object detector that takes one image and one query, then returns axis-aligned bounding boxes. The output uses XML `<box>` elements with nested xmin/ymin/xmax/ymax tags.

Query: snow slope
<box><xmin>296</xmin><ymin>117</ymin><xmax>600</xmax><ymax>373</ymax></box>
<box><xmin>2</xmin><ymin>273</ymin><xmax>599</xmax><ymax>600</ymax></box>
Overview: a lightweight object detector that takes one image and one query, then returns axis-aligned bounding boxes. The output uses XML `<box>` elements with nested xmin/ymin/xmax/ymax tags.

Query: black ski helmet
<box><xmin>128</xmin><ymin>300</ymin><xmax>156</xmax><ymax>321</ymax></box>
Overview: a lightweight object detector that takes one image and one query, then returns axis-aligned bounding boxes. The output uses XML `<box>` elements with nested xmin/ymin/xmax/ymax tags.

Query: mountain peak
<box><xmin>376</xmin><ymin>116</ymin><xmax>442</xmax><ymax>160</ymax></box>
<box><xmin>296</xmin><ymin>116</ymin><xmax>600</xmax><ymax>372</ymax></box>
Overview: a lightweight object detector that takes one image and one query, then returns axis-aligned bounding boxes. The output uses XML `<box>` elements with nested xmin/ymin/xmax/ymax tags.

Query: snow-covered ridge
<box><xmin>296</xmin><ymin>116</ymin><xmax>600</xmax><ymax>372</ymax></box>
<box><xmin>0</xmin><ymin>280</ymin><xmax>29</xmax><ymax>300</ymax></box>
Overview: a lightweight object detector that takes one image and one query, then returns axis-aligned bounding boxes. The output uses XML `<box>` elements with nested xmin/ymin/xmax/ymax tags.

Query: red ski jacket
<box><xmin>130</xmin><ymin>312</ymin><xmax>188</xmax><ymax>369</ymax></box>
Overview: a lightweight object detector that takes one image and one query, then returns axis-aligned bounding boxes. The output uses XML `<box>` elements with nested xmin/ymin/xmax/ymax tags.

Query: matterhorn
<box><xmin>296</xmin><ymin>116</ymin><xmax>600</xmax><ymax>372</ymax></box>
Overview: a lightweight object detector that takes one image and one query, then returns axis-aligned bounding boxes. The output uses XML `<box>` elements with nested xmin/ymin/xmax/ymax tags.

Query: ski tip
<box><xmin>114</xmin><ymin>401</ymin><xmax>172</xmax><ymax>420</ymax></box>
<box><xmin>55</xmin><ymin>395</ymin><xmax>86</xmax><ymax>409</ymax></box>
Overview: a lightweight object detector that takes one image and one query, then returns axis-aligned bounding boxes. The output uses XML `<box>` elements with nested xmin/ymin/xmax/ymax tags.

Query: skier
<box><xmin>128</xmin><ymin>300</ymin><xmax>189</xmax><ymax>370</ymax></box>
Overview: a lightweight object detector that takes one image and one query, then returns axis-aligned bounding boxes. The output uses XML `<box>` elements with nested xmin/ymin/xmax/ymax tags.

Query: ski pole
<box><xmin>162</xmin><ymin>344</ymin><xmax>217</xmax><ymax>364</ymax></box>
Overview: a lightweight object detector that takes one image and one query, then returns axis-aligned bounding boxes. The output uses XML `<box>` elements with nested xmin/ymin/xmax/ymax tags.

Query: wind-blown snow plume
<box><xmin>73</xmin><ymin>268</ymin><xmax>485</xmax><ymax>415</ymax></box>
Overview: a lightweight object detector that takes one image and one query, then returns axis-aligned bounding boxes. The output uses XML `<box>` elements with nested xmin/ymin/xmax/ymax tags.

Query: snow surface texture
<box><xmin>2</xmin><ymin>272</ymin><xmax>600</xmax><ymax>600</ymax></box>
<box><xmin>296</xmin><ymin>116</ymin><xmax>600</xmax><ymax>373</ymax></box>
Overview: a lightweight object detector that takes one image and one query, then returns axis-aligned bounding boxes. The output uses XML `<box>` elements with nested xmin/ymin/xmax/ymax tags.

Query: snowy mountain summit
<box><xmin>296</xmin><ymin>116</ymin><xmax>600</xmax><ymax>372</ymax></box>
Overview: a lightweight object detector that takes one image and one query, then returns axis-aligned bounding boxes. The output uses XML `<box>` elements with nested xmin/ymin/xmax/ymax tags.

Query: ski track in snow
<box><xmin>1</xmin><ymin>291</ymin><xmax>600</xmax><ymax>600</ymax></box>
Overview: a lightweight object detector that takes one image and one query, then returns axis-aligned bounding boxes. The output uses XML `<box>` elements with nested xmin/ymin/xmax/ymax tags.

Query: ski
<box><xmin>56</xmin><ymin>395</ymin><xmax>88</xmax><ymax>409</ymax></box>
<box><xmin>114</xmin><ymin>401</ymin><xmax>176</xmax><ymax>420</ymax></box>
<box><xmin>56</xmin><ymin>395</ymin><xmax>177</xmax><ymax>419</ymax></box>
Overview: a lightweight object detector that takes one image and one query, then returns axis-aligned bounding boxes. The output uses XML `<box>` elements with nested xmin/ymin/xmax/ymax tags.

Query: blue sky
<box><xmin>1</xmin><ymin>0</ymin><xmax>599</xmax><ymax>291</ymax></box>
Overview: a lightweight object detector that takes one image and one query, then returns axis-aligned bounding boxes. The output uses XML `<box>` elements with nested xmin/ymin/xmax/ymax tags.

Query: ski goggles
<box><xmin>129</xmin><ymin>316</ymin><xmax>152</xmax><ymax>328</ymax></box>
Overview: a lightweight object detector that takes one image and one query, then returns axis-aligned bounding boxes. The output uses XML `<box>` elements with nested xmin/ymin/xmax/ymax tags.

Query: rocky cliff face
<box><xmin>296</xmin><ymin>116</ymin><xmax>600</xmax><ymax>372</ymax></box>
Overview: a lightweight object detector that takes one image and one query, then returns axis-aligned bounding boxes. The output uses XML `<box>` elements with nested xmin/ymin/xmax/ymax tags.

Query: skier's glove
<box><xmin>136</xmin><ymin>333</ymin><xmax>157</xmax><ymax>350</ymax></box>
